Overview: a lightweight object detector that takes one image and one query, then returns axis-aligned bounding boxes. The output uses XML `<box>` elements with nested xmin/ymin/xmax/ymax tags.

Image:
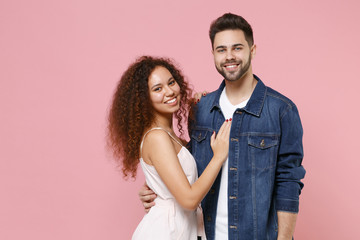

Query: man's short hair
<box><xmin>209</xmin><ymin>13</ymin><xmax>254</xmax><ymax>48</ymax></box>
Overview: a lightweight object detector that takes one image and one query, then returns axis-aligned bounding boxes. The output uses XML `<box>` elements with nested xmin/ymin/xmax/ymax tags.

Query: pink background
<box><xmin>1</xmin><ymin>0</ymin><xmax>359</xmax><ymax>239</ymax></box>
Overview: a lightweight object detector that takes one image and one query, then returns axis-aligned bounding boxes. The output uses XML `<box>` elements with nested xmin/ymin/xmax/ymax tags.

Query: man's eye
<box><xmin>217</xmin><ymin>49</ymin><xmax>225</xmax><ymax>53</ymax></box>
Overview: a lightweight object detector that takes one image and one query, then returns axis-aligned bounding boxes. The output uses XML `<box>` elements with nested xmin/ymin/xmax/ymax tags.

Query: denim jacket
<box><xmin>189</xmin><ymin>75</ymin><xmax>305</xmax><ymax>240</ymax></box>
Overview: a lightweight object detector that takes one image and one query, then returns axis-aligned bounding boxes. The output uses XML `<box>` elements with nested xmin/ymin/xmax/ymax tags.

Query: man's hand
<box><xmin>277</xmin><ymin>211</ymin><xmax>297</xmax><ymax>240</ymax></box>
<box><xmin>138</xmin><ymin>183</ymin><xmax>157</xmax><ymax>213</ymax></box>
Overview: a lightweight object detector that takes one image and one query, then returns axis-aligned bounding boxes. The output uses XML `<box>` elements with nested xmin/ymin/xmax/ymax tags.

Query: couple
<box><xmin>108</xmin><ymin>13</ymin><xmax>305</xmax><ymax>240</ymax></box>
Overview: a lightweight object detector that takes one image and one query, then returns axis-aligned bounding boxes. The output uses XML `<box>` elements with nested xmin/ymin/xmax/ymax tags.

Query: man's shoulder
<box><xmin>254</xmin><ymin>75</ymin><xmax>297</xmax><ymax>109</ymax></box>
<box><xmin>191</xmin><ymin>88</ymin><xmax>220</xmax><ymax>126</ymax></box>
<box><xmin>196</xmin><ymin>88</ymin><xmax>219</xmax><ymax>108</ymax></box>
<box><xmin>264</xmin><ymin>85</ymin><xmax>297</xmax><ymax>108</ymax></box>
<box><xmin>202</xmin><ymin>90</ymin><xmax>218</xmax><ymax>101</ymax></box>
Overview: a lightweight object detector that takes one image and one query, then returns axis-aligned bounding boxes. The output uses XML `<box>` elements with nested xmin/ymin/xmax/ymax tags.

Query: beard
<box><xmin>215</xmin><ymin>54</ymin><xmax>251</xmax><ymax>82</ymax></box>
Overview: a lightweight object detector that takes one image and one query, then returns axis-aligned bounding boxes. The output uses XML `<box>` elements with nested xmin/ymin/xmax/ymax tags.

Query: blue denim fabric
<box><xmin>189</xmin><ymin>75</ymin><xmax>305</xmax><ymax>240</ymax></box>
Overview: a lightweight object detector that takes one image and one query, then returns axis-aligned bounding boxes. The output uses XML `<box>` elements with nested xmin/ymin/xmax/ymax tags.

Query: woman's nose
<box><xmin>165</xmin><ymin>87</ymin><xmax>175</xmax><ymax>96</ymax></box>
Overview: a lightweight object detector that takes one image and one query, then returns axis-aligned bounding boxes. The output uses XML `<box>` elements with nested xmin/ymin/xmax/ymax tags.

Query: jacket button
<box><xmin>230</xmin><ymin>138</ymin><xmax>238</xmax><ymax>142</ymax></box>
<box><xmin>236</xmin><ymin>110</ymin><xmax>243</xmax><ymax>114</ymax></box>
<box><xmin>260</xmin><ymin>139</ymin><xmax>265</xmax><ymax>147</ymax></box>
<box><xmin>230</xmin><ymin>167</ymin><xmax>237</xmax><ymax>171</ymax></box>
<box><xmin>198</xmin><ymin>133</ymin><xmax>202</xmax><ymax>140</ymax></box>
<box><xmin>229</xmin><ymin>196</ymin><xmax>237</xmax><ymax>199</ymax></box>
<box><xmin>210</xmin><ymin>189</ymin><xmax>215</xmax><ymax>194</ymax></box>
<box><xmin>230</xmin><ymin>225</ymin><xmax>237</xmax><ymax>229</ymax></box>
<box><xmin>207</xmin><ymin>216</ymin><xmax>212</xmax><ymax>222</ymax></box>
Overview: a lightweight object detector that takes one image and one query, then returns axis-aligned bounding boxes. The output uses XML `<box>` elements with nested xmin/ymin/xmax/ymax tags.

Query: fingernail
<box><xmin>202</xmin><ymin>92</ymin><xmax>206</xmax><ymax>96</ymax></box>
<box><xmin>226</xmin><ymin>119</ymin><xmax>228</xmax><ymax>122</ymax></box>
<box><xmin>229</xmin><ymin>118</ymin><xmax>232</xmax><ymax>121</ymax></box>
<box><xmin>197</xmin><ymin>99</ymin><xmax>200</xmax><ymax>102</ymax></box>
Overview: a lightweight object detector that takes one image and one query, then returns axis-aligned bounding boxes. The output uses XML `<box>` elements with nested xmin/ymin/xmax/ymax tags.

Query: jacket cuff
<box><xmin>275</xmin><ymin>198</ymin><xmax>299</xmax><ymax>213</ymax></box>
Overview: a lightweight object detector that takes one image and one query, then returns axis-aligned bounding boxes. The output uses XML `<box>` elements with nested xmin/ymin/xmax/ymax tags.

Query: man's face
<box><xmin>212</xmin><ymin>29</ymin><xmax>255</xmax><ymax>82</ymax></box>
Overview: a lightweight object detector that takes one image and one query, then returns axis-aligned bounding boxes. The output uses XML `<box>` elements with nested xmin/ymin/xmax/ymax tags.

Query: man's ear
<box><xmin>250</xmin><ymin>44</ymin><xmax>257</xmax><ymax>59</ymax></box>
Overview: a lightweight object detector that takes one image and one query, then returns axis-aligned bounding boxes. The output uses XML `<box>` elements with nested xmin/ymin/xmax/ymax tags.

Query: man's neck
<box><xmin>224</xmin><ymin>70</ymin><xmax>257</xmax><ymax>105</ymax></box>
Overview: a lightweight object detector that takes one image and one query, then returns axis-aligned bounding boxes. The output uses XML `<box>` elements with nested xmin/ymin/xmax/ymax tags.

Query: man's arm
<box><xmin>275</xmin><ymin>103</ymin><xmax>306</xmax><ymax>239</ymax></box>
<box><xmin>277</xmin><ymin>211</ymin><xmax>297</xmax><ymax>240</ymax></box>
<box><xmin>138</xmin><ymin>183</ymin><xmax>156</xmax><ymax>213</ymax></box>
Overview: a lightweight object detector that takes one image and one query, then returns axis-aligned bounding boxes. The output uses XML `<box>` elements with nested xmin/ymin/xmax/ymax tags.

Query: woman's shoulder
<box><xmin>142</xmin><ymin>129</ymin><xmax>179</xmax><ymax>162</ymax></box>
<box><xmin>142</xmin><ymin>128</ymin><xmax>174</xmax><ymax>148</ymax></box>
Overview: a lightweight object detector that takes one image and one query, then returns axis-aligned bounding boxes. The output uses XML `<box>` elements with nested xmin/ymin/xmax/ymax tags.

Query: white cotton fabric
<box><xmin>132</xmin><ymin>128</ymin><xmax>206</xmax><ymax>240</ymax></box>
<box><xmin>215</xmin><ymin>88</ymin><xmax>249</xmax><ymax>240</ymax></box>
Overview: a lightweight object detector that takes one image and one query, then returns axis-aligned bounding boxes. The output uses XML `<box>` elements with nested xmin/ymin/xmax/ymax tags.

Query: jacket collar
<box><xmin>210</xmin><ymin>74</ymin><xmax>266</xmax><ymax>117</ymax></box>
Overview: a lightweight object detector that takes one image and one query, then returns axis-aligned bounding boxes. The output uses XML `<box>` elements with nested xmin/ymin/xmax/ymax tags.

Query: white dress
<box><xmin>132</xmin><ymin>128</ymin><xmax>206</xmax><ymax>240</ymax></box>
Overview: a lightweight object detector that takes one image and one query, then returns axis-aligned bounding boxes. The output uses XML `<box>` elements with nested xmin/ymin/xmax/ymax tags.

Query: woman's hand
<box><xmin>193</xmin><ymin>91</ymin><xmax>207</xmax><ymax>104</ymax></box>
<box><xmin>210</xmin><ymin>119</ymin><xmax>232</xmax><ymax>163</ymax></box>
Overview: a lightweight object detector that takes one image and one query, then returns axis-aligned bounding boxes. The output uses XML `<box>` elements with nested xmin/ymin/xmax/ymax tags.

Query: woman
<box><xmin>107</xmin><ymin>56</ymin><xmax>231</xmax><ymax>239</ymax></box>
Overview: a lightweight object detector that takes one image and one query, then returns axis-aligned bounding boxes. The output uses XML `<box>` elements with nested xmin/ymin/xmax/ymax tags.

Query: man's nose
<box><xmin>225</xmin><ymin>50</ymin><xmax>235</xmax><ymax>60</ymax></box>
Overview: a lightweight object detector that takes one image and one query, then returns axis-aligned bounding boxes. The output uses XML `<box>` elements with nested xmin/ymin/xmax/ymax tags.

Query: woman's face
<box><xmin>148</xmin><ymin>66</ymin><xmax>181</xmax><ymax>116</ymax></box>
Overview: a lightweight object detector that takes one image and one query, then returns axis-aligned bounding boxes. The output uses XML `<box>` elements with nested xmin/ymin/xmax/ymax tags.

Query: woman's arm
<box><xmin>142</xmin><ymin>120</ymin><xmax>231</xmax><ymax>210</ymax></box>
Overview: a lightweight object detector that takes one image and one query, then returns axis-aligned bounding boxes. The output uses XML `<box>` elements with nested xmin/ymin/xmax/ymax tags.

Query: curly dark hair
<box><xmin>107</xmin><ymin>56</ymin><xmax>193</xmax><ymax>179</ymax></box>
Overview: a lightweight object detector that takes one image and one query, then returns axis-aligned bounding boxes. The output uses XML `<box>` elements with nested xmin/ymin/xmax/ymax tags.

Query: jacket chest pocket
<box><xmin>192</xmin><ymin>130</ymin><xmax>208</xmax><ymax>143</ymax></box>
<box><xmin>191</xmin><ymin>130</ymin><xmax>210</xmax><ymax>155</ymax></box>
<box><xmin>191</xmin><ymin>130</ymin><xmax>211</xmax><ymax>172</ymax></box>
<box><xmin>248</xmin><ymin>135</ymin><xmax>279</xmax><ymax>170</ymax></box>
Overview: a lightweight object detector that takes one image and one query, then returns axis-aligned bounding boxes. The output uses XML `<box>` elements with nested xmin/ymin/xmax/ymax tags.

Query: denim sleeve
<box><xmin>275</xmin><ymin>103</ymin><xmax>306</xmax><ymax>213</ymax></box>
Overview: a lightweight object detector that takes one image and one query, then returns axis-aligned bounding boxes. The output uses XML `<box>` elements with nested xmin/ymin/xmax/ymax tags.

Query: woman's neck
<box><xmin>152</xmin><ymin>114</ymin><xmax>173</xmax><ymax>132</ymax></box>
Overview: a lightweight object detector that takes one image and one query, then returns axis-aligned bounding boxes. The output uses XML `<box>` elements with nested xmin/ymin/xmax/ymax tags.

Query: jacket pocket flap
<box><xmin>191</xmin><ymin>130</ymin><xmax>208</xmax><ymax>143</ymax></box>
<box><xmin>248</xmin><ymin>135</ymin><xmax>279</xmax><ymax>149</ymax></box>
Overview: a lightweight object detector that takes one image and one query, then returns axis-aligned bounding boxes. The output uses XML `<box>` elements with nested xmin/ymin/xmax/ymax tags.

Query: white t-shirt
<box><xmin>215</xmin><ymin>87</ymin><xmax>249</xmax><ymax>240</ymax></box>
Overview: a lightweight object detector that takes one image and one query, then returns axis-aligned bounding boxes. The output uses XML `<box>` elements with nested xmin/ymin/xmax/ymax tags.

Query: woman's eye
<box><xmin>154</xmin><ymin>87</ymin><xmax>161</xmax><ymax>92</ymax></box>
<box><xmin>169</xmin><ymin>80</ymin><xmax>176</xmax><ymax>86</ymax></box>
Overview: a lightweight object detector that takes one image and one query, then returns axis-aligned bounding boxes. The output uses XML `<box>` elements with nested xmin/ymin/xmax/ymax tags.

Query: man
<box><xmin>139</xmin><ymin>13</ymin><xmax>305</xmax><ymax>240</ymax></box>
